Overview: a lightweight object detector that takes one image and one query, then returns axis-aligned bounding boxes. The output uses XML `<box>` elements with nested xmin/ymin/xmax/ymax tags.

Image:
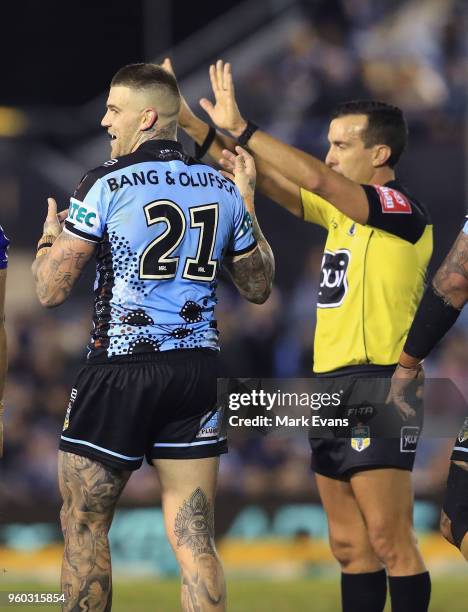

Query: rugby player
<box><xmin>31</xmin><ymin>63</ymin><xmax>274</xmax><ymax>612</ymax></box>
<box><xmin>389</xmin><ymin>218</ymin><xmax>468</xmax><ymax>561</ymax></box>
<box><xmin>168</xmin><ymin>58</ymin><xmax>432</xmax><ymax>612</ymax></box>
<box><xmin>0</xmin><ymin>224</ymin><xmax>8</xmax><ymax>458</ymax></box>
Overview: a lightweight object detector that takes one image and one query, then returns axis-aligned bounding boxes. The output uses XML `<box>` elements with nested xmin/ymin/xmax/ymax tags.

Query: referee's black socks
<box><xmin>341</xmin><ymin>569</ymin><xmax>387</xmax><ymax>612</ymax></box>
<box><xmin>388</xmin><ymin>572</ymin><xmax>431</xmax><ymax>612</ymax></box>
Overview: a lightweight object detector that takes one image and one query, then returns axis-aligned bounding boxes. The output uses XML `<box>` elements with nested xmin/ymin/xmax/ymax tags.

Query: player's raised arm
<box><xmin>162</xmin><ymin>58</ymin><xmax>303</xmax><ymax>218</ymax></box>
<box><xmin>32</xmin><ymin>198</ymin><xmax>95</xmax><ymax>307</ymax></box>
<box><xmin>200</xmin><ymin>60</ymin><xmax>369</xmax><ymax>224</ymax></box>
<box><xmin>0</xmin><ymin>226</ymin><xmax>8</xmax><ymax>458</ymax></box>
<box><xmin>223</xmin><ymin>147</ymin><xmax>274</xmax><ymax>304</ymax></box>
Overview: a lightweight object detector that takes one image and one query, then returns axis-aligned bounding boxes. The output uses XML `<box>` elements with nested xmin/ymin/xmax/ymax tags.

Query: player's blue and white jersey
<box><xmin>463</xmin><ymin>216</ymin><xmax>468</xmax><ymax>235</ymax></box>
<box><xmin>0</xmin><ymin>224</ymin><xmax>9</xmax><ymax>269</ymax></box>
<box><xmin>64</xmin><ymin>140</ymin><xmax>256</xmax><ymax>360</ymax></box>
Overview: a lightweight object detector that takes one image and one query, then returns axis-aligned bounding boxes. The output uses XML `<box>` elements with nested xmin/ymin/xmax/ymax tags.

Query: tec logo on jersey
<box><xmin>68</xmin><ymin>199</ymin><xmax>97</xmax><ymax>228</ymax></box>
<box><xmin>318</xmin><ymin>249</ymin><xmax>351</xmax><ymax>308</ymax></box>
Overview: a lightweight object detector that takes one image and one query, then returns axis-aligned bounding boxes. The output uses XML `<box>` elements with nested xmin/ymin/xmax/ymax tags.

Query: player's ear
<box><xmin>141</xmin><ymin>108</ymin><xmax>158</xmax><ymax>131</ymax></box>
<box><xmin>372</xmin><ymin>144</ymin><xmax>391</xmax><ymax>168</ymax></box>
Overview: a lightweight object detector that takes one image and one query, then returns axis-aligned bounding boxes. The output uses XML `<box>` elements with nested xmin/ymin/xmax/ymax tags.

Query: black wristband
<box><xmin>37</xmin><ymin>242</ymin><xmax>53</xmax><ymax>251</ymax></box>
<box><xmin>404</xmin><ymin>284</ymin><xmax>461</xmax><ymax>359</ymax></box>
<box><xmin>237</xmin><ymin>120</ymin><xmax>258</xmax><ymax>147</ymax></box>
<box><xmin>195</xmin><ymin>126</ymin><xmax>216</xmax><ymax>159</ymax></box>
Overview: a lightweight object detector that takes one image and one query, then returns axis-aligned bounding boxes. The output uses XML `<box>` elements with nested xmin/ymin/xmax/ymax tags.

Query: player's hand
<box><xmin>386</xmin><ymin>364</ymin><xmax>424</xmax><ymax>421</ymax></box>
<box><xmin>42</xmin><ymin>197</ymin><xmax>67</xmax><ymax>239</ymax></box>
<box><xmin>161</xmin><ymin>57</ymin><xmax>195</xmax><ymax>130</ymax></box>
<box><xmin>220</xmin><ymin>146</ymin><xmax>256</xmax><ymax>212</ymax></box>
<box><xmin>200</xmin><ymin>60</ymin><xmax>247</xmax><ymax>137</ymax></box>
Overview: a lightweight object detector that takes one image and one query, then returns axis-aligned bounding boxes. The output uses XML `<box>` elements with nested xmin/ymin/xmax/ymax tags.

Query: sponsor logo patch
<box><xmin>68</xmin><ymin>199</ymin><xmax>98</xmax><ymax>228</ymax></box>
<box><xmin>351</xmin><ymin>425</ymin><xmax>370</xmax><ymax>452</ymax></box>
<box><xmin>400</xmin><ymin>426</ymin><xmax>420</xmax><ymax>452</ymax></box>
<box><xmin>318</xmin><ymin>249</ymin><xmax>351</xmax><ymax>308</ymax></box>
<box><xmin>196</xmin><ymin>408</ymin><xmax>222</xmax><ymax>439</ymax></box>
<box><xmin>374</xmin><ymin>185</ymin><xmax>412</xmax><ymax>214</ymax></box>
<box><xmin>457</xmin><ymin>417</ymin><xmax>468</xmax><ymax>444</ymax></box>
<box><xmin>63</xmin><ymin>388</ymin><xmax>78</xmax><ymax>431</ymax></box>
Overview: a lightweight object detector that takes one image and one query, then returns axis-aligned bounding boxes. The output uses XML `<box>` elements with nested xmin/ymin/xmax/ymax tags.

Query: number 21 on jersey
<box><xmin>139</xmin><ymin>199</ymin><xmax>218</xmax><ymax>282</ymax></box>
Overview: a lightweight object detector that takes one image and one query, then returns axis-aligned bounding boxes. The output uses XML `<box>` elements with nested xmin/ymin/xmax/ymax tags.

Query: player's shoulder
<box><xmin>73</xmin><ymin>150</ymin><xmax>152</xmax><ymax>199</ymax></box>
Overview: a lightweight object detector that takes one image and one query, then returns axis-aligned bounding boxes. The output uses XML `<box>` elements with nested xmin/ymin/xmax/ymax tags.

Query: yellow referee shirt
<box><xmin>301</xmin><ymin>181</ymin><xmax>433</xmax><ymax>373</ymax></box>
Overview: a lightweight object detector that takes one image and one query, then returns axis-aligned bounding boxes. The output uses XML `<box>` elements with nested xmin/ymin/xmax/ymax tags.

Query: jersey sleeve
<box><xmin>300</xmin><ymin>188</ymin><xmax>334</xmax><ymax>229</ymax></box>
<box><xmin>0</xmin><ymin>224</ymin><xmax>9</xmax><ymax>269</ymax></box>
<box><xmin>63</xmin><ymin>171</ymin><xmax>109</xmax><ymax>243</ymax></box>
<box><xmin>227</xmin><ymin>187</ymin><xmax>257</xmax><ymax>256</ymax></box>
<box><xmin>363</xmin><ymin>184</ymin><xmax>427</xmax><ymax>244</ymax></box>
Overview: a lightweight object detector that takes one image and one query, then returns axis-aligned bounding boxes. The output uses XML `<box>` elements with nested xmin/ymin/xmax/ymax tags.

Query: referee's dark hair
<box><xmin>111</xmin><ymin>63</ymin><xmax>180</xmax><ymax>99</ymax></box>
<box><xmin>332</xmin><ymin>100</ymin><xmax>408</xmax><ymax>168</ymax></box>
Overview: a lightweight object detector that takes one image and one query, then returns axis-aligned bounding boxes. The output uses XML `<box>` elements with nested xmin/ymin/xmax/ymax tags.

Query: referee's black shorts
<box><xmin>309</xmin><ymin>367</ymin><xmax>421</xmax><ymax>480</ymax></box>
<box><xmin>59</xmin><ymin>349</ymin><xmax>226</xmax><ymax>471</ymax></box>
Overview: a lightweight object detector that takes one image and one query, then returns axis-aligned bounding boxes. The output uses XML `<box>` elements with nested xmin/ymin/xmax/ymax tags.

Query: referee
<box><xmin>169</xmin><ymin>58</ymin><xmax>432</xmax><ymax>612</ymax></box>
<box><xmin>0</xmin><ymin>224</ymin><xmax>8</xmax><ymax>458</ymax></box>
<box><xmin>389</xmin><ymin>217</ymin><xmax>468</xmax><ymax>561</ymax></box>
<box><xmin>32</xmin><ymin>63</ymin><xmax>274</xmax><ymax>612</ymax></box>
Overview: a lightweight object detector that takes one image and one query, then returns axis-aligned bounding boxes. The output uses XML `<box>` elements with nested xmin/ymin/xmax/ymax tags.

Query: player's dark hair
<box><xmin>331</xmin><ymin>100</ymin><xmax>408</xmax><ymax>168</ymax></box>
<box><xmin>111</xmin><ymin>63</ymin><xmax>180</xmax><ymax>99</ymax></box>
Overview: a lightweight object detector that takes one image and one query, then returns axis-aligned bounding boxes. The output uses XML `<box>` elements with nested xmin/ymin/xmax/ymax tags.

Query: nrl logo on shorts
<box><xmin>351</xmin><ymin>425</ymin><xmax>370</xmax><ymax>452</ymax></box>
<box><xmin>457</xmin><ymin>417</ymin><xmax>468</xmax><ymax>444</ymax></box>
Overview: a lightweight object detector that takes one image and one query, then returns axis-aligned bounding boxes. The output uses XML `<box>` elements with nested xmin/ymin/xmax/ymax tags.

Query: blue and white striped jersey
<box><xmin>64</xmin><ymin>140</ymin><xmax>256</xmax><ymax>360</ymax></box>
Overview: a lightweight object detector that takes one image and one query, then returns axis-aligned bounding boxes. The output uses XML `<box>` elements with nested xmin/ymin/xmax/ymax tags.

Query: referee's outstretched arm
<box><xmin>165</xmin><ymin>58</ymin><xmax>374</xmax><ymax>225</ymax></box>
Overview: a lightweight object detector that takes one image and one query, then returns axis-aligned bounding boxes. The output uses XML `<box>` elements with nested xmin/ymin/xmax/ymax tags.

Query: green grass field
<box><xmin>1</xmin><ymin>577</ymin><xmax>467</xmax><ymax>611</ymax></box>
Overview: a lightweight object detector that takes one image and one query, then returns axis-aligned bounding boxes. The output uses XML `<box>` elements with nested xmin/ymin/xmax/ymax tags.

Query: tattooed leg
<box><xmin>58</xmin><ymin>451</ymin><xmax>130</xmax><ymax>612</ymax></box>
<box><xmin>153</xmin><ymin>458</ymin><xmax>226</xmax><ymax>612</ymax></box>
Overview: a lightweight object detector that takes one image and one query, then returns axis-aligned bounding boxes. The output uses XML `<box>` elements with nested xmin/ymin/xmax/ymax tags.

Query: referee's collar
<box><xmin>138</xmin><ymin>139</ymin><xmax>184</xmax><ymax>157</ymax></box>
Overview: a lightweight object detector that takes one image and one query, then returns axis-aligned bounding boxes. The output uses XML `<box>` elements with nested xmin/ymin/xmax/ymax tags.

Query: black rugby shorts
<box><xmin>309</xmin><ymin>368</ymin><xmax>422</xmax><ymax>480</ymax></box>
<box><xmin>59</xmin><ymin>349</ymin><xmax>226</xmax><ymax>470</ymax></box>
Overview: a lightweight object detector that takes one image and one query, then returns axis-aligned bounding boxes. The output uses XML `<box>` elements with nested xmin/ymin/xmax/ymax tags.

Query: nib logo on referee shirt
<box><xmin>318</xmin><ymin>249</ymin><xmax>351</xmax><ymax>308</ymax></box>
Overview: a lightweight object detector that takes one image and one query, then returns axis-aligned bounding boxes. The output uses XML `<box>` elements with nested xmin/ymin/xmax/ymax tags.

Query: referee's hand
<box><xmin>386</xmin><ymin>364</ymin><xmax>424</xmax><ymax>421</ymax></box>
<box><xmin>199</xmin><ymin>60</ymin><xmax>247</xmax><ymax>138</ymax></box>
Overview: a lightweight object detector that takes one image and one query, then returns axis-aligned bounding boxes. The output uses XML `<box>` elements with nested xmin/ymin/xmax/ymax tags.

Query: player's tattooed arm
<box><xmin>175</xmin><ymin>488</ymin><xmax>226</xmax><ymax>611</ymax></box>
<box><xmin>59</xmin><ymin>452</ymin><xmax>130</xmax><ymax>612</ymax></box>
<box><xmin>223</xmin><ymin>147</ymin><xmax>274</xmax><ymax>304</ymax></box>
<box><xmin>432</xmin><ymin>230</ymin><xmax>468</xmax><ymax>309</ymax></box>
<box><xmin>225</xmin><ymin>233</ymin><xmax>274</xmax><ymax>305</ymax></box>
<box><xmin>32</xmin><ymin>232</ymin><xmax>95</xmax><ymax>307</ymax></box>
<box><xmin>32</xmin><ymin>198</ymin><xmax>95</xmax><ymax>307</ymax></box>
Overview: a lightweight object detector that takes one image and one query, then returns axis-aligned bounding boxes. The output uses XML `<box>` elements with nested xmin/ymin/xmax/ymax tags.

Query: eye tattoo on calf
<box><xmin>175</xmin><ymin>487</ymin><xmax>214</xmax><ymax>559</ymax></box>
